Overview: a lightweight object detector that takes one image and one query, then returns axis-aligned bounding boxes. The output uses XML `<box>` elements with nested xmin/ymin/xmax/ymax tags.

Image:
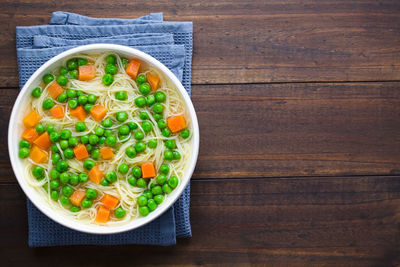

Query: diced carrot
<box><xmin>50</xmin><ymin>105</ymin><xmax>64</xmax><ymax>119</ymax></box>
<box><xmin>90</xmin><ymin>105</ymin><xmax>107</xmax><ymax>121</ymax></box>
<box><xmin>101</xmin><ymin>194</ymin><xmax>119</xmax><ymax>209</ymax></box>
<box><xmin>167</xmin><ymin>115</ymin><xmax>187</xmax><ymax>133</ymax></box>
<box><xmin>95</xmin><ymin>205</ymin><xmax>110</xmax><ymax>223</ymax></box>
<box><xmin>125</xmin><ymin>59</ymin><xmax>141</xmax><ymax>79</ymax></box>
<box><xmin>69</xmin><ymin>190</ymin><xmax>86</xmax><ymax>206</ymax></box>
<box><xmin>141</xmin><ymin>162</ymin><xmax>156</xmax><ymax>178</ymax></box>
<box><xmin>48</xmin><ymin>81</ymin><xmax>64</xmax><ymax>99</ymax></box>
<box><xmin>70</xmin><ymin>106</ymin><xmax>86</xmax><ymax>121</ymax></box>
<box><xmin>78</xmin><ymin>65</ymin><xmax>96</xmax><ymax>81</ymax></box>
<box><xmin>73</xmin><ymin>144</ymin><xmax>89</xmax><ymax>160</ymax></box>
<box><xmin>146</xmin><ymin>73</ymin><xmax>160</xmax><ymax>91</ymax></box>
<box><xmin>100</xmin><ymin>147</ymin><xmax>114</xmax><ymax>160</ymax></box>
<box><xmin>33</xmin><ymin>132</ymin><xmax>51</xmax><ymax>150</ymax></box>
<box><xmin>23</xmin><ymin>111</ymin><xmax>41</xmax><ymax>128</ymax></box>
<box><xmin>22</xmin><ymin>128</ymin><xmax>39</xmax><ymax>143</ymax></box>
<box><xmin>88</xmin><ymin>165</ymin><xmax>103</xmax><ymax>184</ymax></box>
<box><xmin>30</xmin><ymin>145</ymin><xmax>48</xmax><ymax>163</ymax></box>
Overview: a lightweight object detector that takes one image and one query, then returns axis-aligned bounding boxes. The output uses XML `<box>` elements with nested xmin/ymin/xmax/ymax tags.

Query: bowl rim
<box><xmin>8</xmin><ymin>43</ymin><xmax>199</xmax><ymax>234</ymax></box>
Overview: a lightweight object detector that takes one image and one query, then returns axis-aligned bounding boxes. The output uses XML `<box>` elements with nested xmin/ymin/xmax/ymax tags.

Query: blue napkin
<box><xmin>16</xmin><ymin>12</ymin><xmax>193</xmax><ymax>247</ymax></box>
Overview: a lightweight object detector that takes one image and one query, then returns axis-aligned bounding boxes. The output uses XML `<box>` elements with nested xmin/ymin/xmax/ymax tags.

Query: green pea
<box><xmin>136</xmin><ymin>178</ymin><xmax>147</xmax><ymax>188</ymax></box>
<box><xmin>77</xmin><ymin>58</ymin><xmax>88</xmax><ymax>66</ymax></box>
<box><xmin>139</xmin><ymin>112</ymin><xmax>149</xmax><ymax>120</ymax></box>
<box><xmin>134</xmin><ymin>131</ymin><xmax>144</xmax><ymax>140</ymax></box>
<box><xmin>60</xmin><ymin>129</ymin><xmax>72</xmax><ymax>140</ymax></box>
<box><xmin>156</xmin><ymin>174</ymin><xmax>167</xmax><ymax>185</ymax></box>
<box><xmin>99</xmin><ymin>136</ymin><xmax>106</xmax><ymax>145</ymax></box>
<box><xmin>154</xmin><ymin>194</ymin><xmax>164</xmax><ymax>205</ymax></box>
<box><xmin>81</xmin><ymin>199</ymin><xmax>93</xmax><ymax>209</ymax></box>
<box><xmin>105</xmin><ymin>64</ymin><xmax>118</xmax><ymax>75</ymax></box>
<box><xmin>143</xmin><ymin>189</ymin><xmax>153</xmax><ymax>199</ymax></box>
<box><xmin>162</xmin><ymin>128</ymin><xmax>171</xmax><ymax>137</ymax></box>
<box><xmin>56</xmin><ymin>160</ymin><xmax>68</xmax><ymax>172</ymax></box>
<box><xmin>115</xmin><ymin>91</ymin><xmax>127</xmax><ymax>101</ymax></box>
<box><xmin>84</xmin><ymin>104</ymin><xmax>93</xmax><ymax>112</ymax></box>
<box><xmin>91</xmin><ymin>149</ymin><xmax>100</xmax><ymax>160</ymax></box>
<box><xmin>69</xmin><ymin>174</ymin><xmax>79</xmax><ymax>186</ymax></box>
<box><xmin>164</xmin><ymin>150</ymin><xmax>173</xmax><ymax>161</ymax></box>
<box><xmin>43</xmin><ymin>73</ymin><xmax>54</xmax><ymax>84</ymax></box>
<box><xmin>86</xmin><ymin>144</ymin><xmax>93</xmax><ymax>152</ymax></box>
<box><xmin>60</xmin><ymin>172</ymin><xmax>70</xmax><ymax>184</ymax></box>
<box><xmin>144</xmin><ymin>95</ymin><xmax>155</xmax><ymax>106</ymax></box>
<box><xmin>137</xmin><ymin>195</ymin><xmax>148</xmax><ymax>207</ymax></box>
<box><xmin>94</xmin><ymin>127</ymin><xmax>104</xmax><ymax>137</ymax></box>
<box><xmin>50</xmin><ymin>190</ymin><xmax>59</xmax><ymax>201</ymax></box>
<box><xmin>155</xmin><ymin>91</ymin><xmax>166</xmax><ymax>103</ymax></box>
<box><xmin>62</xmin><ymin>185</ymin><xmax>74</xmax><ymax>197</ymax></box>
<box><xmin>49</xmin><ymin>132</ymin><xmax>60</xmax><ymax>142</ymax></box>
<box><xmin>43</xmin><ymin>98</ymin><xmax>55</xmax><ymax>110</ymax></box>
<box><xmin>60</xmin><ymin>196</ymin><xmax>70</xmax><ymax>206</ymax></box>
<box><xmin>153</xmin><ymin>113</ymin><xmax>163</xmax><ymax>122</ymax></box>
<box><xmin>106</xmin><ymin>55</ymin><xmax>116</xmax><ymax>64</ymax></box>
<box><xmin>118</xmin><ymin>164</ymin><xmax>129</xmax><ymax>174</ymax></box>
<box><xmin>132</xmin><ymin>167</ymin><xmax>142</xmax><ymax>178</ymax></box>
<box><xmin>101</xmin><ymin>178</ymin><xmax>109</xmax><ymax>186</ymax></box>
<box><xmin>125</xmin><ymin>147</ymin><xmax>136</xmax><ymax>158</ymax></box>
<box><xmin>140</xmin><ymin>121</ymin><xmax>152</xmax><ymax>132</ymax></box>
<box><xmin>160</xmin><ymin>164</ymin><xmax>170</xmax><ymax>175</ymax></box>
<box><xmin>67</xmin><ymin>59</ymin><xmax>78</xmax><ymax>70</ymax></box>
<box><xmin>103</xmin><ymin>129</ymin><xmax>113</xmax><ymax>137</ymax></box>
<box><xmin>68</xmin><ymin>137</ymin><xmax>78</xmax><ymax>147</ymax></box>
<box><xmin>79</xmin><ymin>173</ymin><xmax>89</xmax><ymax>183</ymax></box>
<box><xmin>60</xmin><ymin>67</ymin><xmax>68</xmax><ymax>75</ymax></box>
<box><xmin>135</xmin><ymin>142</ymin><xmax>146</xmax><ymax>152</ymax></box>
<box><xmin>117</xmin><ymin>125</ymin><xmax>129</xmax><ymax>136</ymax></box>
<box><xmin>80</xmin><ymin>135</ymin><xmax>89</xmax><ymax>144</ymax></box>
<box><xmin>106</xmin><ymin>171</ymin><xmax>117</xmax><ymax>183</ymax></box>
<box><xmin>168</xmin><ymin>176</ymin><xmax>179</xmax><ymax>189</ymax></box>
<box><xmin>151</xmin><ymin>185</ymin><xmax>163</xmax><ymax>195</ymax></box>
<box><xmin>122</xmin><ymin>58</ymin><xmax>129</xmax><ymax>69</ymax></box>
<box><xmin>87</xmin><ymin>94</ymin><xmax>97</xmax><ymax>104</ymax></box>
<box><xmin>147</xmin><ymin>199</ymin><xmax>157</xmax><ymax>211</ymax></box>
<box><xmin>78</xmin><ymin>95</ymin><xmax>88</xmax><ymax>105</ymax></box>
<box><xmin>50</xmin><ymin>144</ymin><xmax>58</xmax><ymax>153</ymax></box>
<box><xmin>46</xmin><ymin>125</ymin><xmax>55</xmax><ymax>133</ymax></box>
<box><xmin>50</xmin><ymin>180</ymin><xmax>60</xmax><ymax>189</ymax></box>
<box><xmin>18</xmin><ymin>147</ymin><xmax>30</xmax><ymax>158</ymax></box>
<box><xmin>139</xmin><ymin>83</ymin><xmax>151</xmax><ymax>95</ymax></box>
<box><xmin>116</xmin><ymin>111</ymin><xmax>128</xmax><ymax>122</ymax></box>
<box><xmin>66</xmin><ymin>89</ymin><xmax>76</xmax><ymax>98</ymax></box>
<box><xmin>68</xmin><ymin>98</ymin><xmax>78</xmax><ymax>109</ymax></box>
<box><xmin>156</xmin><ymin>120</ymin><xmax>166</xmax><ymax>130</ymax></box>
<box><xmin>60</xmin><ymin>140</ymin><xmax>69</xmax><ymax>150</ymax></box>
<box><xmin>139</xmin><ymin>206</ymin><xmax>149</xmax><ymax>216</ymax></box>
<box><xmin>56</xmin><ymin>92</ymin><xmax>67</xmax><ymax>103</ymax></box>
<box><xmin>52</xmin><ymin>153</ymin><xmax>61</xmax><ymax>164</ymax></box>
<box><xmin>128</xmin><ymin>176</ymin><xmax>137</xmax><ymax>186</ymax></box>
<box><xmin>31</xmin><ymin>87</ymin><xmax>42</xmax><ymax>98</ymax></box>
<box><xmin>75</xmin><ymin>122</ymin><xmax>86</xmax><ymax>132</ymax></box>
<box><xmin>64</xmin><ymin>148</ymin><xmax>74</xmax><ymax>159</ymax></box>
<box><xmin>180</xmin><ymin>129</ymin><xmax>190</xmax><ymax>139</ymax></box>
<box><xmin>134</xmin><ymin>96</ymin><xmax>146</xmax><ymax>108</ymax></box>
<box><xmin>102</xmin><ymin>118</ymin><xmax>113</xmax><ymax>128</ymax></box>
<box><xmin>128</xmin><ymin>122</ymin><xmax>138</xmax><ymax>130</ymax></box>
<box><xmin>114</xmin><ymin>207</ymin><xmax>126</xmax><ymax>218</ymax></box>
<box><xmin>105</xmin><ymin>135</ymin><xmax>117</xmax><ymax>146</ymax></box>
<box><xmin>84</xmin><ymin>159</ymin><xmax>95</xmax><ymax>170</ymax></box>
<box><xmin>19</xmin><ymin>140</ymin><xmax>30</xmax><ymax>149</ymax></box>
<box><xmin>70</xmin><ymin>206</ymin><xmax>80</xmax><ymax>212</ymax></box>
<box><xmin>86</xmin><ymin>188</ymin><xmax>98</xmax><ymax>199</ymax></box>
<box><xmin>69</xmin><ymin>70</ymin><xmax>78</xmax><ymax>79</ymax></box>
<box><xmin>163</xmin><ymin>184</ymin><xmax>172</xmax><ymax>194</ymax></box>
<box><xmin>102</xmin><ymin>74</ymin><xmax>114</xmax><ymax>86</ymax></box>
<box><xmin>153</xmin><ymin>103</ymin><xmax>164</xmax><ymax>114</ymax></box>
<box><xmin>173</xmin><ymin>150</ymin><xmax>181</xmax><ymax>160</ymax></box>
<box><xmin>136</xmin><ymin>74</ymin><xmax>146</xmax><ymax>84</ymax></box>
<box><xmin>148</xmin><ymin>139</ymin><xmax>157</xmax><ymax>149</ymax></box>
<box><xmin>49</xmin><ymin>169</ymin><xmax>60</xmax><ymax>180</ymax></box>
<box><xmin>57</xmin><ymin>75</ymin><xmax>68</xmax><ymax>86</ymax></box>
<box><xmin>165</xmin><ymin>139</ymin><xmax>176</xmax><ymax>149</ymax></box>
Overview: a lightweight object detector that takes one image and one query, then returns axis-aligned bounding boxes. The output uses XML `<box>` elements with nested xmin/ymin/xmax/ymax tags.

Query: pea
<box><xmin>118</xmin><ymin>164</ymin><xmax>129</xmax><ymax>174</ymax></box>
<box><xmin>168</xmin><ymin>176</ymin><xmax>179</xmax><ymax>189</ymax></box>
<box><xmin>134</xmin><ymin>96</ymin><xmax>146</xmax><ymax>108</ymax></box>
<box><xmin>60</xmin><ymin>196</ymin><xmax>70</xmax><ymax>206</ymax></box>
<box><xmin>173</xmin><ymin>150</ymin><xmax>181</xmax><ymax>160</ymax></box>
<box><xmin>116</xmin><ymin>125</ymin><xmax>129</xmax><ymax>136</ymax></box>
<box><xmin>104</xmin><ymin>129</ymin><xmax>112</xmax><ymax>137</ymax></box>
<box><xmin>57</xmin><ymin>92</ymin><xmax>68</xmax><ymax>103</ymax></box>
<box><xmin>134</xmin><ymin>131</ymin><xmax>144</xmax><ymax>140</ymax></box>
<box><xmin>143</xmin><ymin>189</ymin><xmax>153</xmax><ymax>199</ymax></box>
<box><xmin>135</xmin><ymin>142</ymin><xmax>146</xmax><ymax>153</ymax></box>
<box><xmin>163</xmin><ymin>184</ymin><xmax>173</xmax><ymax>194</ymax></box>
<box><xmin>122</xmin><ymin>58</ymin><xmax>129</xmax><ymax>68</ymax></box>
<box><xmin>86</xmin><ymin>188</ymin><xmax>98</xmax><ymax>199</ymax></box>
<box><xmin>128</xmin><ymin>122</ymin><xmax>138</xmax><ymax>130</ymax></box>
<box><xmin>125</xmin><ymin>147</ymin><xmax>136</xmax><ymax>158</ymax></box>
<box><xmin>139</xmin><ymin>206</ymin><xmax>149</xmax><ymax>216</ymax></box>
<box><xmin>151</xmin><ymin>185</ymin><xmax>163</xmax><ymax>195</ymax></box>
<box><xmin>43</xmin><ymin>73</ymin><xmax>54</xmax><ymax>84</ymax></box>
<box><xmin>69</xmin><ymin>70</ymin><xmax>78</xmax><ymax>79</ymax></box>
<box><xmin>105</xmin><ymin>135</ymin><xmax>117</xmax><ymax>146</ymax></box>
<box><xmin>18</xmin><ymin>147</ymin><xmax>30</xmax><ymax>158</ymax></box>
<box><xmin>43</xmin><ymin>98</ymin><xmax>55</xmax><ymax>110</ymax></box>
<box><xmin>50</xmin><ymin>180</ymin><xmax>60</xmax><ymax>189</ymax></box>
<box><xmin>162</xmin><ymin>128</ymin><xmax>171</xmax><ymax>137</ymax></box>
<box><xmin>67</xmin><ymin>89</ymin><xmax>77</xmax><ymax>98</ymax></box>
<box><xmin>153</xmin><ymin>113</ymin><xmax>163</xmax><ymax>122</ymax></box>
<box><xmin>84</xmin><ymin>159</ymin><xmax>95</xmax><ymax>170</ymax></box>
<box><xmin>180</xmin><ymin>129</ymin><xmax>190</xmax><ymax>139</ymax></box>
<box><xmin>67</xmin><ymin>59</ymin><xmax>78</xmax><ymax>70</ymax></box>
<box><xmin>59</xmin><ymin>172</ymin><xmax>70</xmax><ymax>184</ymax></box>
<box><xmin>102</xmin><ymin>118</ymin><xmax>113</xmax><ymax>128</ymax></box>
<box><xmin>105</xmin><ymin>171</ymin><xmax>117</xmax><ymax>183</ymax></box>
<box><xmin>128</xmin><ymin>176</ymin><xmax>137</xmax><ymax>186</ymax></box>
<box><xmin>155</xmin><ymin>91</ymin><xmax>166</xmax><ymax>103</ymax></box>
<box><xmin>19</xmin><ymin>140</ymin><xmax>30</xmax><ymax>149</ymax></box>
<box><xmin>84</xmin><ymin>104</ymin><xmax>93</xmax><ymax>112</ymax></box>
<box><xmin>139</xmin><ymin>83</ymin><xmax>151</xmax><ymax>95</ymax></box>
<box><xmin>114</xmin><ymin>207</ymin><xmax>126</xmax><ymax>218</ymax></box>
<box><xmin>78</xmin><ymin>95</ymin><xmax>88</xmax><ymax>105</ymax></box>
<box><xmin>46</xmin><ymin>125</ymin><xmax>55</xmax><ymax>133</ymax></box>
<box><xmin>87</xmin><ymin>94</ymin><xmax>97</xmax><ymax>104</ymax></box>
<box><xmin>50</xmin><ymin>145</ymin><xmax>58</xmax><ymax>154</ymax></box>
<box><xmin>77</xmin><ymin>58</ymin><xmax>88</xmax><ymax>66</ymax></box>
<box><xmin>50</xmin><ymin>190</ymin><xmax>59</xmax><ymax>201</ymax></box>
<box><xmin>68</xmin><ymin>137</ymin><xmax>78</xmax><ymax>147</ymax></box>
<box><xmin>116</xmin><ymin>111</ymin><xmax>128</xmax><ymax>122</ymax></box>
<box><xmin>154</xmin><ymin>194</ymin><xmax>164</xmax><ymax>205</ymax></box>
<box><xmin>101</xmin><ymin>179</ymin><xmax>109</xmax><ymax>186</ymax></box>
<box><xmin>81</xmin><ymin>199</ymin><xmax>93</xmax><ymax>209</ymax></box>
<box><xmin>80</xmin><ymin>135</ymin><xmax>89</xmax><ymax>144</ymax></box>
<box><xmin>147</xmin><ymin>199</ymin><xmax>157</xmax><ymax>211</ymax></box>
<box><xmin>91</xmin><ymin>149</ymin><xmax>100</xmax><ymax>160</ymax></box>
<box><xmin>68</xmin><ymin>99</ymin><xmax>78</xmax><ymax>109</ymax></box>
<box><xmin>136</xmin><ymin>178</ymin><xmax>147</xmax><ymax>188</ymax></box>
<box><xmin>52</xmin><ymin>153</ymin><xmax>61</xmax><ymax>164</ymax></box>
<box><xmin>79</xmin><ymin>173</ymin><xmax>89</xmax><ymax>183</ymax></box>
<box><xmin>75</xmin><ymin>122</ymin><xmax>86</xmax><ymax>132</ymax></box>
<box><xmin>106</xmin><ymin>55</ymin><xmax>116</xmax><ymax>64</ymax></box>
<box><xmin>137</xmin><ymin>195</ymin><xmax>148</xmax><ymax>206</ymax></box>
<box><xmin>164</xmin><ymin>150</ymin><xmax>173</xmax><ymax>161</ymax></box>
<box><xmin>94</xmin><ymin>127</ymin><xmax>104</xmax><ymax>137</ymax></box>
<box><xmin>136</xmin><ymin>74</ymin><xmax>146</xmax><ymax>84</ymax></box>
<box><xmin>60</xmin><ymin>129</ymin><xmax>72</xmax><ymax>140</ymax></box>
<box><xmin>153</xmin><ymin>103</ymin><xmax>164</xmax><ymax>114</ymax></box>
<box><xmin>102</xmin><ymin>74</ymin><xmax>114</xmax><ymax>86</ymax></box>
<box><xmin>57</xmin><ymin>75</ymin><xmax>68</xmax><ymax>86</ymax></box>
<box><xmin>160</xmin><ymin>164</ymin><xmax>170</xmax><ymax>175</ymax></box>
<box><xmin>70</xmin><ymin>206</ymin><xmax>80</xmax><ymax>212</ymax></box>
<box><xmin>31</xmin><ymin>87</ymin><xmax>42</xmax><ymax>98</ymax></box>
<box><xmin>99</xmin><ymin>136</ymin><xmax>106</xmax><ymax>145</ymax></box>
<box><xmin>132</xmin><ymin>167</ymin><xmax>142</xmax><ymax>178</ymax></box>
<box><xmin>64</xmin><ymin>148</ymin><xmax>74</xmax><ymax>159</ymax></box>
<box><xmin>148</xmin><ymin>139</ymin><xmax>157</xmax><ymax>149</ymax></box>
<box><xmin>62</xmin><ymin>185</ymin><xmax>74</xmax><ymax>197</ymax></box>
<box><xmin>60</xmin><ymin>140</ymin><xmax>69</xmax><ymax>150</ymax></box>
<box><xmin>49</xmin><ymin>132</ymin><xmax>60</xmax><ymax>142</ymax></box>
<box><xmin>59</xmin><ymin>67</ymin><xmax>68</xmax><ymax>75</ymax></box>
<box><xmin>69</xmin><ymin>174</ymin><xmax>79</xmax><ymax>186</ymax></box>
<box><xmin>165</xmin><ymin>139</ymin><xmax>176</xmax><ymax>149</ymax></box>
<box><xmin>104</xmin><ymin>64</ymin><xmax>117</xmax><ymax>75</ymax></box>
<box><xmin>156</xmin><ymin>174</ymin><xmax>167</xmax><ymax>185</ymax></box>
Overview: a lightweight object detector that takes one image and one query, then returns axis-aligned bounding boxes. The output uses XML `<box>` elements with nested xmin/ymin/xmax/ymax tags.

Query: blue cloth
<box><xmin>15</xmin><ymin>12</ymin><xmax>193</xmax><ymax>247</ymax></box>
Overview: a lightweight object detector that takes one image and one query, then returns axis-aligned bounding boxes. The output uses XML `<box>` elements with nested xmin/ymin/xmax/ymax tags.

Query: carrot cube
<box><xmin>78</xmin><ymin>65</ymin><xmax>96</xmax><ymax>81</ymax></box>
<box><xmin>167</xmin><ymin>115</ymin><xmax>186</xmax><ymax>133</ymax></box>
<box><xmin>141</xmin><ymin>162</ymin><xmax>156</xmax><ymax>178</ymax></box>
<box><xmin>70</xmin><ymin>106</ymin><xmax>86</xmax><ymax>121</ymax></box>
<box><xmin>125</xmin><ymin>59</ymin><xmax>140</xmax><ymax>79</ymax></box>
<box><xmin>50</xmin><ymin>105</ymin><xmax>64</xmax><ymax>119</ymax></box>
<box><xmin>33</xmin><ymin>132</ymin><xmax>51</xmax><ymax>150</ymax></box>
<box><xmin>22</xmin><ymin>128</ymin><xmax>39</xmax><ymax>143</ymax></box>
<box><xmin>23</xmin><ymin>111</ymin><xmax>41</xmax><ymax>128</ymax></box>
<box><xmin>73</xmin><ymin>144</ymin><xmax>89</xmax><ymax>160</ymax></box>
<box><xmin>30</xmin><ymin>145</ymin><xmax>48</xmax><ymax>163</ymax></box>
<box><xmin>48</xmin><ymin>81</ymin><xmax>64</xmax><ymax>99</ymax></box>
<box><xmin>69</xmin><ymin>190</ymin><xmax>86</xmax><ymax>206</ymax></box>
<box><xmin>101</xmin><ymin>194</ymin><xmax>119</xmax><ymax>209</ymax></box>
<box><xmin>88</xmin><ymin>165</ymin><xmax>103</xmax><ymax>184</ymax></box>
<box><xmin>146</xmin><ymin>73</ymin><xmax>160</xmax><ymax>91</ymax></box>
<box><xmin>100</xmin><ymin>147</ymin><xmax>114</xmax><ymax>160</ymax></box>
<box><xmin>95</xmin><ymin>206</ymin><xmax>110</xmax><ymax>223</ymax></box>
<box><xmin>90</xmin><ymin>105</ymin><xmax>107</xmax><ymax>121</ymax></box>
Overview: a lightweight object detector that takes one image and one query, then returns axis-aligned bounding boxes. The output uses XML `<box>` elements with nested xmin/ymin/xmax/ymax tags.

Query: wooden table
<box><xmin>2</xmin><ymin>1</ymin><xmax>400</xmax><ymax>266</ymax></box>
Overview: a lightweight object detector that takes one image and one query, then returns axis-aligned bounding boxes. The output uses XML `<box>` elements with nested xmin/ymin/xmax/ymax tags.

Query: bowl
<box><xmin>8</xmin><ymin>44</ymin><xmax>199</xmax><ymax>234</ymax></box>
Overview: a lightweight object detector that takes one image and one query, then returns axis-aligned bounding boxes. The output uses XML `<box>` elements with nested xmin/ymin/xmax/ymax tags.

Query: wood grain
<box><xmin>2</xmin><ymin>176</ymin><xmax>400</xmax><ymax>266</ymax></box>
<box><xmin>1</xmin><ymin>0</ymin><xmax>400</xmax><ymax>86</ymax></box>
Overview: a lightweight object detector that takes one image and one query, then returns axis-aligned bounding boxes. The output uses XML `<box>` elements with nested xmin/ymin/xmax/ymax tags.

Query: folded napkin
<box><xmin>16</xmin><ymin>12</ymin><xmax>193</xmax><ymax>247</ymax></box>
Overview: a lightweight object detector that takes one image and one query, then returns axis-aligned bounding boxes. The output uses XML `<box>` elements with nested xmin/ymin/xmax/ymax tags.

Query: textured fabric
<box><xmin>16</xmin><ymin>12</ymin><xmax>193</xmax><ymax>247</ymax></box>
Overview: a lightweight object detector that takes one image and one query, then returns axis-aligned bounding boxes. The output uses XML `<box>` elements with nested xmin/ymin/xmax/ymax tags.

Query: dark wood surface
<box><xmin>1</xmin><ymin>1</ymin><xmax>400</xmax><ymax>266</ymax></box>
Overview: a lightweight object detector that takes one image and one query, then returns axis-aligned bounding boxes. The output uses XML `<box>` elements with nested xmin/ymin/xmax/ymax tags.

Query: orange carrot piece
<box><xmin>88</xmin><ymin>165</ymin><xmax>103</xmax><ymax>184</ymax></box>
<box><xmin>90</xmin><ymin>105</ymin><xmax>107</xmax><ymax>121</ymax></box>
<box><xmin>48</xmin><ymin>81</ymin><xmax>64</xmax><ymax>99</ymax></box>
<box><xmin>22</xmin><ymin>128</ymin><xmax>39</xmax><ymax>143</ymax></box>
<box><xmin>23</xmin><ymin>111</ymin><xmax>41</xmax><ymax>128</ymax></box>
<box><xmin>78</xmin><ymin>65</ymin><xmax>96</xmax><ymax>81</ymax></box>
<box><xmin>30</xmin><ymin>145</ymin><xmax>48</xmax><ymax>163</ymax></box>
<box><xmin>70</xmin><ymin>106</ymin><xmax>86</xmax><ymax>121</ymax></box>
<box><xmin>33</xmin><ymin>132</ymin><xmax>51</xmax><ymax>150</ymax></box>
<box><xmin>101</xmin><ymin>194</ymin><xmax>119</xmax><ymax>209</ymax></box>
<box><xmin>50</xmin><ymin>105</ymin><xmax>64</xmax><ymax>119</ymax></box>
<box><xmin>95</xmin><ymin>205</ymin><xmax>110</xmax><ymax>223</ymax></box>
<box><xmin>141</xmin><ymin>162</ymin><xmax>156</xmax><ymax>178</ymax></box>
<box><xmin>100</xmin><ymin>147</ymin><xmax>114</xmax><ymax>160</ymax></box>
<box><xmin>73</xmin><ymin>144</ymin><xmax>89</xmax><ymax>160</ymax></box>
<box><xmin>146</xmin><ymin>73</ymin><xmax>160</xmax><ymax>91</ymax></box>
<box><xmin>167</xmin><ymin>115</ymin><xmax>186</xmax><ymax>133</ymax></box>
<box><xmin>69</xmin><ymin>190</ymin><xmax>86</xmax><ymax>206</ymax></box>
<box><xmin>125</xmin><ymin>59</ymin><xmax>141</xmax><ymax>79</ymax></box>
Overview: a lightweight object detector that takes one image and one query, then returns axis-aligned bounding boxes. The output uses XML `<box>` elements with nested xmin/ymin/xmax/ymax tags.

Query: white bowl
<box><xmin>8</xmin><ymin>44</ymin><xmax>199</xmax><ymax>234</ymax></box>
